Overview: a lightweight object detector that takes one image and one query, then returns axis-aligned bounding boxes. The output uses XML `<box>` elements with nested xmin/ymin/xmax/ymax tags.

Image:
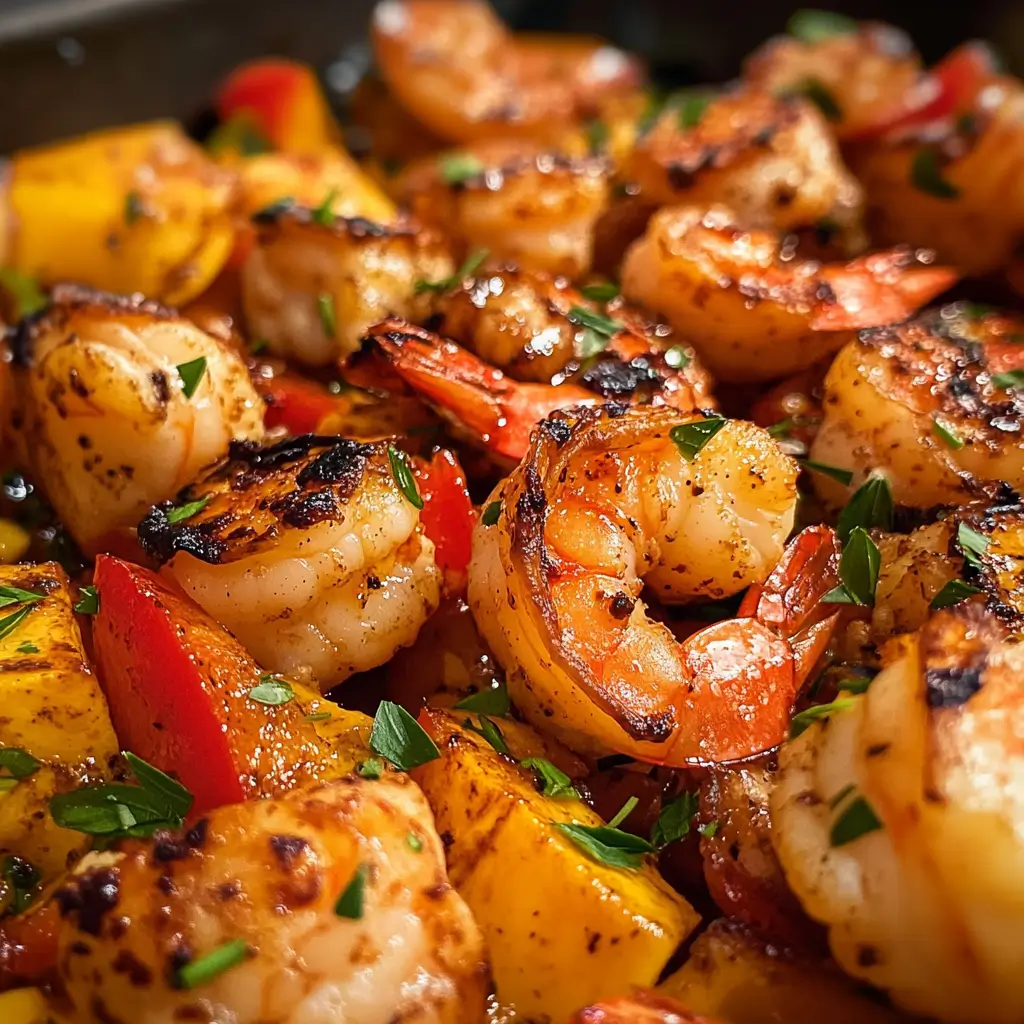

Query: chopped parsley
<box><xmin>177</xmin><ymin>939</ymin><xmax>251</xmax><ymax>989</ymax></box>
<box><xmin>787</xmin><ymin>9</ymin><xmax>857</xmax><ymax>43</ymax></box>
<box><xmin>932</xmin><ymin>418</ymin><xmax>964</xmax><ymax>450</ymax></box>
<box><xmin>73</xmin><ymin>586</ymin><xmax>99</xmax><ymax>615</ymax></box>
<box><xmin>317</xmin><ymin>293</ymin><xmax>337</xmax><ymax>338</ymax></box>
<box><xmin>464</xmin><ymin>714</ymin><xmax>509</xmax><ymax>755</ymax></box>
<box><xmin>164</xmin><ymin>496</ymin><xmax>211</xmax><ymax>526</ymax></box>
<box><xmin>415</xmin><ymin>248</ymin><xmax>490</xmax><ymax>295</ymax></box>
<box><xmin>789</xmin><ymin>698</ymin><xmax>855</xmax><ymax>739</ymax></box>
<box><xmin>0</xmin><ymin>747</ymin><xmax>41</xmax><ymax>781</ymax></box>
<box><xmin>650</xmin><ymin>791</ymin><xmax>698</xmax><ymax>847</ymax></box>
<box><xmin>175</xmin><ymin>357</ymin><xmax>207</xmax><ymax>400</ymax></box>
<box><xmin>670</xmin><ymin>416</ymin><xmax>727</xmax><ymax>461</ymax></box>
<box><xmin>387</xmin><ymin>444</ymin><xmax>424</xmax><ymax>510</ymax></box>
<box><xmin>0</xmin><ymin>585</ymin><xmax>44</xmax><ymax>609</ymax></box>
<box><xmin>802</xmin><ymin>460</ymin><xmax>854</xmax><ymax>486</ymax></box>
<box><xmin>580</xmin><ymin>281</ymin><xmax>620</xmax><ymax>302</ymax></box>
<box><xmin>520</xmin><ymin>757</ymin><xmax>578</xmax><ymax>799</ymax></box>
<box><xmin>822</xmin><ymin>527</ymin><xmax>880</xmax><ymax>606</ymax></box>
<box><xmin>910</xmin><ymin>149</ymin><xmax>960</xmax><ymax>200</ymax></box>
<box><xmin>481</xmin><ymin>500</ymin><xmax>502</xmax><ymax>526</ymax></box>
<box><xmin>334</xmin><ymin>864</ymin><xmax>368</xmax><ymax>919</ymax></box>
<box><xmin>247</xmin><ymin>675</ymin><xmax>294</xmax><ymax>706</ymax></box>
<box><xmin>453</xmin><ymin>683</ymin><xmax>509</xmax><ymax>717</ymax></box>
<box><xmin>829</xmin><ymin>792</ymin><xmax>883</xmax><ymax>847</ymax></box>
<box><xmin>930</xmin><ymin>577</ymin><xmax>983</xmax><ymax>610</ymax></box>
<box><xmin>311</xmin><ymin>188</ymin><xmax>339</xmax><ymax>226</ymax></box>
<box><xmin>957</xmin><ymin>522</ymin><xmax>989</xmax><ymax>568</ymax></box>
<box><xmin>836</xmin><ymin>472</ymin><xmax>893</xmax><ymax>544</ymax></box>
<box><xmin>369</xmin><ymin>701</ymin><xmax>440</xmax><ymax>771</ymax></box>
<box><xmin>555</xmin><ymin>797</ymin><xmax>654</xmax><ymax>870</ymax></box>
<box><xmin>439</xmin><ymin>152</ymin><xmax>484</xmax><ymax>185</ymax></box>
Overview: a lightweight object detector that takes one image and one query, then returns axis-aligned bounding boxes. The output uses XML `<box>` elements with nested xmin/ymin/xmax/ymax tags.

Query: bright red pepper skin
<box><xmin>258</xmin><ymin>373</ymin><xmax>345</xmax><ymax>435</ymax></box>
<box><xmin>414</xmin><ymin>449</ymin><xmax>476</xmax><ymax>594</ymax></box>
<box><xmin>91</xmin><ymin>556</ymin><xmax>326</xmax><ymax>815</ymax></box>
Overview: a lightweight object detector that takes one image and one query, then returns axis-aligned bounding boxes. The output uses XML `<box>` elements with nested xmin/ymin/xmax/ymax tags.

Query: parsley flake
<box><xmin>671</xmin><ymin>416</ymin><xmax>727</xmax><ymax>461</ymax></box>
<box><xmin>555</xmin><ymin>799</ymin><xmax>655</xmax><ymax>871</ymax></box>
<box><xmin>789</xmin><ymin>698</ymin><xmax>854</xmax><ymax>739</ymax></box>
<box><xmin>0</xmin><ymin>268</ymin><xmax>47</xmax><ymax>319</ymax></box>
<box><xmin>520</xmin><ymin>757</ymin><xmax>578</xmax><ymax>799</ymax></box>
<box><xmin>650</xmin><ymin>791</ymin><xmax>698</xmax><ymax>847</ymax></box>
<box><xmin>164</xmin><ymin>496</ymin><xmax>211</xmax><ymax>525</ymax></box>
<box><xmin>0</xmin><ymin>747</ymin><xmax>41</xmax><ymax>780</ymax></box>
<box><xmin>317</xmin><ymin>293</ymin><xmax>337</xmax><ymax>338</ymax></box>
<box><xmin>334</xmin><ymin>864</ymin><xmax>368</xmax><ymax>919</ymax></box>
<box><xmin>439</xmin><ymin>152</ymin><xmax>485</xmax><ymax>185</ymax></box>
<box><xmin>16</xmin><ymin>641</ymin><xmax>39</xmax><ymax>655</ymax></box>
<box><xmin>311</xmin><ymin>188</ymin><xmax>339</xmax><ymax>226</ymax></box>
<box><xmin>464</xmin><ymin>714</ymin><xmax>509</xmax><ymax>754</ymax></box>
<box><xmin>247</xmin><ymin>675</ymin><xmax>294</xmax><ymax>706</ymax></box>
<box><xmin>357</xmin><ymin>758</ymin><xmax>384</xmax><ymax>780</ymax></box>
<box><xmin>0</xmin><ymin>585</ymin><xmax>44</xmax><ymax>609</ymax></box>
<box><xmin>787</xmin><ymin>9</ymin><xmax>857</xmax><ymax>43</ymax></box>
<box><xmin>481</xmin><ymin>500</ymin><xmax>502</xmax><ymax>526</ymax></box>
<box><xmin>991</xmin><ymin>369</ymin><xmax>1024</xmax><ymax>390</ymax></box>
<box><xmin>453</xmin><ymin>683</ymin><xmax>509</xmax><ymax>717</ymax></box>
<box><xmin>932</xmin><ymin>418</ymin><xmax>964</xmax><ymax>450</ymax></box>
<box><xmin>580</xmin><ymin>281</ymin><xmax>619</xmax><ymax>302</ymax></box>
<box><xmin>387</xmin><ymin>444</ymin><xmax>424</xmax><ymax>510</ymax></box>
<box><xmin>911</xmin><ymin>149</ymin><xmax>960</xmax><ymax>200</ymax></box>
<box><xmin>836</xmin><ymin>472</ymin><xmax>893</xmax><ymax>544</ymax></box>
<box><xmin>177</xmin><ymin>939</ymin><xmax>251</xmax><ymax>989</ymax></box>
<box><xmin>802</xmin><ymin>460</ymin><xmax>854</xmax><ymax>486</ymax></box>
<box><xmin>957</xmin><ymin>522</ymin><xmax>989</xmax><ymax>568</ymax></box>
<box><xmin>176</xmin><ymin>357</ymin><xmax>207</xmax><ymax>400</ymax></box>
<box><xmin>73</xmin><ymin>586</ymin><xmax>99</xmax><ymax>615</ymax></box>
<box><xmin>830</xmin><ymin>792</ymin><xmax>883</xmax><ymax>847</ymax></box>
<box><xmin>2</xmin><ymin>855</ymin><xmax>40</xmax><ymax>914</ymax></box>
<box><xmin>369</xmin><ymin>701</ymin><xmax>440</xmax><ymax>771</ymax></box>
<box><xmin>930</xmin><ymin>578</ymin><xmax>983</xmax><ymax>610</ymax></box>
<box><xmin>781</xmin><ymin>78</ymin><xmax>841</xmax><ymax>121</ymax></box>
<box><xmin>822</xmin><ymin>527</ymin><xmax>880</xmax><ymax>606</ymax></box>
<box><xmin>415</xmin><ymin>248</ymin><xmax>490</xmax><ymax>295</ymax></box>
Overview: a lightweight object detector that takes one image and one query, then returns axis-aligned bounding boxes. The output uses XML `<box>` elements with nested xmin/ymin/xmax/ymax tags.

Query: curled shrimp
<box><xmin>809</xmin><ymin>303</ymin><xmax>1024</xmax><ymax>508</ymax></box>
<box><xmin>137</xmin><ymin>434</ymin><xmax>441</xmax><ymax>689</ymax></box>
<box><xmin>467</xmin><ymin>403</ymin><xmax>839</xmax><ymax>763</ymax></box>
<box><xmin>352</xmin><ymin>318</ymin><xmax>706</xmax><ymax>467</ymax></box>
<box><xmin>427</xmin><ymin>262</ymin><xmax>712</xmax><ymax>395</ymax></box>
<box><xmin>624</xmin><ymin>89</ymin><xmax>864</xmax><ymax>243</ymax></box>
<box><xmin>49</xmin><ymin>775</ymin><xmax>487</xmax><ymax>1024</ymax></box>
<box><xmin>4</xmin><ymin>284</ymin><xmax>264</xmax><ymax>555</ymax></box>
<box><xmin>397</xmin><ymin>140</ymin><xmax>611</xmax><ymax>278</ymax></box>
<box><xmin>772</xmin><ymin>604</ymin><xmax>1024</xmax><ymax>1023</ymax></box>
<box><xmin>620</xmin><ymin>204</ymin><xmax>958</xmax><ymax>383</ymax></box>
<box><xmin>371</xmin><ymin>0</ymin><xmax>642</xmax><ymax>144</ymax></box>
<box><xmin>847</xmin><ymin>49</ymin><xmax>1024</xmax><ymax>277</ymax></box>
<box><xmin>744</xmin><ymin>21</ymin><xmax>924</xmax><ymax>141</ymax></box>
<box><xmin>241</xmin><ymin>202</ymin><xmax>453</xmax><ymax>367</ymax></box>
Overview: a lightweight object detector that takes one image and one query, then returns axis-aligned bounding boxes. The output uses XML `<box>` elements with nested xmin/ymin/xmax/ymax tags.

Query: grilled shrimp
<box><xmin>397</xmin><ymin>141</ymin><xmax>610</xmax><ymax>278</ymax></box>
<box><xmin>568</xmin><ymin>993</ymin><xmax>721</xmax><ymax>1024</ymax></box>
<box><xmin>137</xmin><ymin>434</ymin><xmax>441</xmax><ymax>689</ymax></box>
<box><xmin>772</xmin><ymin>605</ymin><xmax>1024</xmax><ymax>1022</ymax></box>
<box><xmin>50</xmin><ymin>775</ymin><xmax>488</xmax><ymax>1024</ymax></box>
<box><xmin>427</xmin><ymin>262</ymin><xmax>712</xmax><ymax>395</ymax></box>
<box><xmin>4</xmin><ymin>285</ymin><xmax>263</xmax><ymax>555</ymax></box>
<box><xmin>848</xmin><ymin>57</ymin><xmax>1024</xmax><ymax>277</ymax></box>
<box><xmin>352</xmin><ymin>319</ymin><xmax>706</xmax><ymax>467</ymax></box>
<box><xmin>467</xmin><ymin>403</ymin><xmax>841</xmax><ymax>763</ymax></box>
<box><xmin>624</xmin><ymin>89</ymin><xmax>864</xmax><ymax>243</ymax></box>
<box><xmin>371</xmin><ymin>0</ymin><xmax>642</xmax><ymax>144</ymax></box>
<box><xmin>620</xmin><ymin>205</ymin><xmax>957</xmax><ymax>382</ymax></box>
<box><xmin>809</xmin><ymin>303</ymin><xmax>1024</xmax><ymax>508</ymax></box>
<box><xmin>744</xmin><ymin>21</ymin><xmax>923</xmax><ymax>141</ymax></box>
<box><xmin>241</xmin><ymin>203</ymin><xmax>453</xmax><ymax>367</ymax></box>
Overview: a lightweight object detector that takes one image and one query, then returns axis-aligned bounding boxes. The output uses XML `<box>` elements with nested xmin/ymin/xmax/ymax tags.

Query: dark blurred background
<box><xmin>1</xmin><ymin>0</ymin><xmax>1022</xmax><ymax>150</ymax></box>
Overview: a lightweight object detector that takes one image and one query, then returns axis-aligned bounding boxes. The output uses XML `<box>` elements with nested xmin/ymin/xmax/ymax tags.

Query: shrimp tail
<box><xmin>355</xmin><ymin>318</ymin><xmax>599</xmax><ymax>463</ymax></box>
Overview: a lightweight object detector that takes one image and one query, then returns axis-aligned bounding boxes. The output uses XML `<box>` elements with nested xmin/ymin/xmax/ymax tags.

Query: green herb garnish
<box><xmin>650</xmin><ymin>791</ymin><xmax>698</xmax><ymax>847</ymax></box>
<box><xmin>991</xmin><ymin>369</ymin><xmax>1024</xmax><ymax>389</ymax></box>
<box><xmin>0</xmin><ymin>606</ymin><xmax>34</xmax><ymax>640</ymax></box>
<box><xmin>247</xmin><ymin>675</ymin><xmax>294</xmax><ymax>706</ymax></box>
<box><xmin>822</xmin><ymin>527</ymin><xmax>880</xmax><ymax>606</ymax></box>
<box><xmin>698</xmin><ymin>820</ymin><xmax>719</xmax><ymax>838</ymax></box>
<box><xmin>0</xmin><ymin>585</ymin><xmax>44</xmax><ymax>609</ymax></box>
<box><xmin>407</xmin><ymin>833</ymin><xmax>423</xmax><ymax>852</ymax></box>
<box><xmin>555</xmin><ymin>797</ymin><xmax>654</xmax><ymax>870</ymax></box>
<box><xmin>584</xmin><ymin>119</ymin><xmax>608</xmax><ymax>154</ymax></box>
<box><xmin>803</xmin><ymin>460</ymin><xmax>854</xmax><ymax>486</ymax></box>
<box><xmin>787</xmin><ymin>9</ymin><xmax>857</xmax><ymax>43</ymax></box>
<box><xmin>177</xmin><ymin>939</ymin><xmax>251</xmax><ymax>989</ymax></box>
<box><xmin>369</xmin><ymin>701</ymin><xmax>440</xmax><ymax>771</ymax></box>
<box><xmin>781</xmin><ymin>78</ymin><xmax>841</xmax><ymax>120</ymax></box>
<box><xmin>520</xmin><ymin>757</ymin><xmax>578</xmax><ymax>799</ymax></box>
<box><xmin>357</xmin><ymin>758</ymin><xmax>384</xmax><ymax>780</ymax></box>
<box><xmin>439</xmin><ymin>152</ymin><xmax>485</xmax><ymax>185</ymax></box>
<box><xmin>415</xmin><ymin>248</ymin><xmax>490</xmax><ymax>295</ymax></box>
<box><xmin>49</xmin><ymin>752</ymin><xmax>193</xmax><ymax>839</ymax></box>
<box><xmin>453</xmin><ymin>683</ymin><xmax>509</xmax><ymax>717</ymax></box>
<box><xmin>387</xmin><ymin>444</ymin><xmax>424</xmax><ymax>510</ymax></box>
<box><xmin>670</xmin><ymin>416</ymin><xmax>727</xmax><ymax>461</ymax></box>
<box><xmin>206</xmin><ymin>114</ymin><xmax>271</xmax><ymax>157</ymax></box>
<box><xmin>0</xmin><ymin>268</ymin><xmax>47</xmax><ymax>319</ymax></box>
<box><xmin>311</xmin><ymin>188</ymin><xmax>339</xmax><ymax>226</ymax></box>
<box><xmin>464</xmin><ymin>714</ymin><xmax>509</xmax><ymax>755</ymax></box>
<box><xmin>957</xmin><ymin>522</ymin><xmax>989</xmax><ymax>567</ymax></box>
<box><xmin>932</xmin><ymin>418</ymin><xmax>964</xmax><ymax>450</ymax></box>
<box><xmin>663</xmin><ymin>345</ymin><xmax>690</xmax><ymax>369</ymax></box>
<box><xmin>836</xmin><ymin>472</ymin><xmax>892</xmax><ymax>544</ymax></box>
<box><xmin>911</xmin><ymin>149</ymin><xmax>960</xmax><ymax>200</ymax></box>
<box><xmin>830</xmin><ymin>792</ymin><xmax>883</xmax><ymax>847</ymax></box>
<box><xmin>124</xmin><ymin>190</ymin><xmax>144</xmax><ymax>225</ymax></box>
<box><xmin>2</xmin><ymin>855</ymin><xmax>40</xmax><ymax>914</ymax></box>
<box><xmin>789</xmin><ymin>698</ymin><xmax>854</xmax><ymax>738</ymax></box>
<box><xmin>317</xmin><ymin>292</ymin><xmax>337</xmax><ymax>338</ymax></box>
<box><xmin>15</xmin><ymin>641</ymin><xmax>38</xmax><ymax>655</ymax></box>
<box><xmin>176</xmin><ymin>357</ymin><xmax>207</xmax><ymax>400</ymax></box>
<box><xmin>930</xmin><ymin>578</ymin><xmax>983</xmax><ymax>610</ymax></box>
<box><xmin>481</xmin><ymin>500</ymin><xmax>502</xmax><ymax>526</ymax></box>
<box><xmin>0</xmin><ymin>748</ymin><xmax>41</xmax><ymax>780</ymax></box>
<box><xmin>568</xmin><ymin>305</ymin><xmax>624</xmax><ymax>359</ymax></box>
<box><xmin>674</xmin><ymin>89</ymin><xmax>716</xmax><ymax>130</ymax></box>
<box><xmin>164</xmin><ymin>496</ymin><xmax>211</xmax><ymax>526</ymax></box>
<box><xmin>73</xmin><ymin>586</ymin><xmax>99</xmax><ymax>615</ymax></box>
<box><xmin>304</xmin><ymin>711</ymin><xmax>333</xmax><ymax>723</ymax></box>
<box><xmin>580</xmin><ymin>282</ymin><xmax>619</xmax><ymax>302</ymax></box>
<box><xmin>334</xmin><ymin>864</ymin><xmax>367</xmax><ymax>919</ymax></box>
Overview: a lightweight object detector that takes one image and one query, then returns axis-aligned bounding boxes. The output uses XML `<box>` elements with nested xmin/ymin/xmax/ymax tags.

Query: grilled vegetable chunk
<box><xmin>4</xmin><ymin>122</ymin><xmax>236</xmax><ymax>305</ymax></box>
<box><xmin>659</xmin><ymin>919</ymin><xmax>904</xmax><ymax>1024</ymax></box>
<box><xmin>414</xmin><ymin>709</ymin><xmax>699</xmax><ymax>1022</ymax></box>
<box><xmin>0</xmin><ymin>563</ymin><xmax>118</xmax><ymax>891</ymax></box>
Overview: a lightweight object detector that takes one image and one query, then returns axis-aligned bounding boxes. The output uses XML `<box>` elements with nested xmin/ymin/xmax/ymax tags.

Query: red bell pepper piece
<box><xmin>215</xmin><ymin>58</ymin><xmax>338</xmax><ymax>153</ymax></box>
<box><xmin>414</xmin><ymin>449</ymin><xmax>476</xmax><ymax>594</ymax></box>
<box><xmin>91</xmin><ymin>556</ymin><xmax>326</xmax><ymax>814</ymax></box>
<box><xmin>849</xmin><ymin>42</ymin><xmax>999</xmax><ymax>142</ymax></box>
<box><xmin>259</xmin><ymin>373</ymin><xmax>349</xmax><ymax>435</ymax></box>
<box><xmin>0</xmin><ymin>903</ymin><xmax>57</xmax><ymax>990</ymax></box>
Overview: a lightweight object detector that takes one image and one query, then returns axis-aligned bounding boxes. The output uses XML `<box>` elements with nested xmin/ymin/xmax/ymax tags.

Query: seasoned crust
<box><xmin>138</xmin><ymin>434</ymin><xmax>385</xmax><ymax>567</ymax></box>
<box><xmin>857</xmin><ymin>303</ymin><xmax>1024</xmax><ymax>448</ymax></box>
<box><xmin>8</xmin><ymin>283</ymin><xmax>178</xmax><ymax>366</ymax></box>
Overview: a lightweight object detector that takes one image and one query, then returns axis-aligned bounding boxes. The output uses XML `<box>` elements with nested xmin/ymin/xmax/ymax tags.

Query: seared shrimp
<box><xmin>4</xmin><ymin>285</ymin><xmax>263</xmax><ymax>555</ymax></box>
<box><xmin>809</xmin><ymin>303</ymin><xmax>1024</xmax><ymax>508</ymax></box>
<box><xmin>50</xmin><ymin>775</ymin><xmax>487</xmax><ymax>1024</ymax></box>
<box><xmin>352</xmin><ymin>319</ymin><xmax>706</xmax><ymax>467</ymax></box>
<box><xmin>620</xmin><ymin>205</ymin><xmax>957</xmax><ymax>382</ymax></box>
<box><xmin>397</xmin><ymin>140</ymin><xmax>610</xmax><ymax>278</ymax></box>
<box><xmin>624</xmin><ymin>89</ymin><xmax>864</xmax><ymax>243</ymax></box>
<box><xmin>772</xmin><ymin>605</ymin><xmax>1024</xmax><ymax>1022</ymax></box>
<box><xmin>468</xmin><ymin>403</ymin><xmax>840</xmax><ymax>762</ymax></box>
<box><xmin>744</xmin><ymin>21</ymin><xmax>923</xmax><ymax>141</ymax></box>
<box><xmin>371</xmin><ymin>0</ymin><xmax>642</xmax><ymax>144</ymax></box>
<box><xmin>137</xmin><ymin>434</ymin><xmax>441</xmax><ymax>689</ymax></box>
<box><xmin>568</xmin><ymin>993</ymin><xmax>721</xmax><ymax>1024</ymax></box>
<box><xmin>848</xmin><ymin>52</ymin><xmax>1024</xmax><ymax>277</ymax></box>
<box><xmin>427</xmin><ymin>262</ymin><xmax>712</xmax><ymax>395</ymax></box>
<box><xmin>241</xmin><ymin>203</ymin><xmax>453</xmax><ymax>366</ymax></box>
